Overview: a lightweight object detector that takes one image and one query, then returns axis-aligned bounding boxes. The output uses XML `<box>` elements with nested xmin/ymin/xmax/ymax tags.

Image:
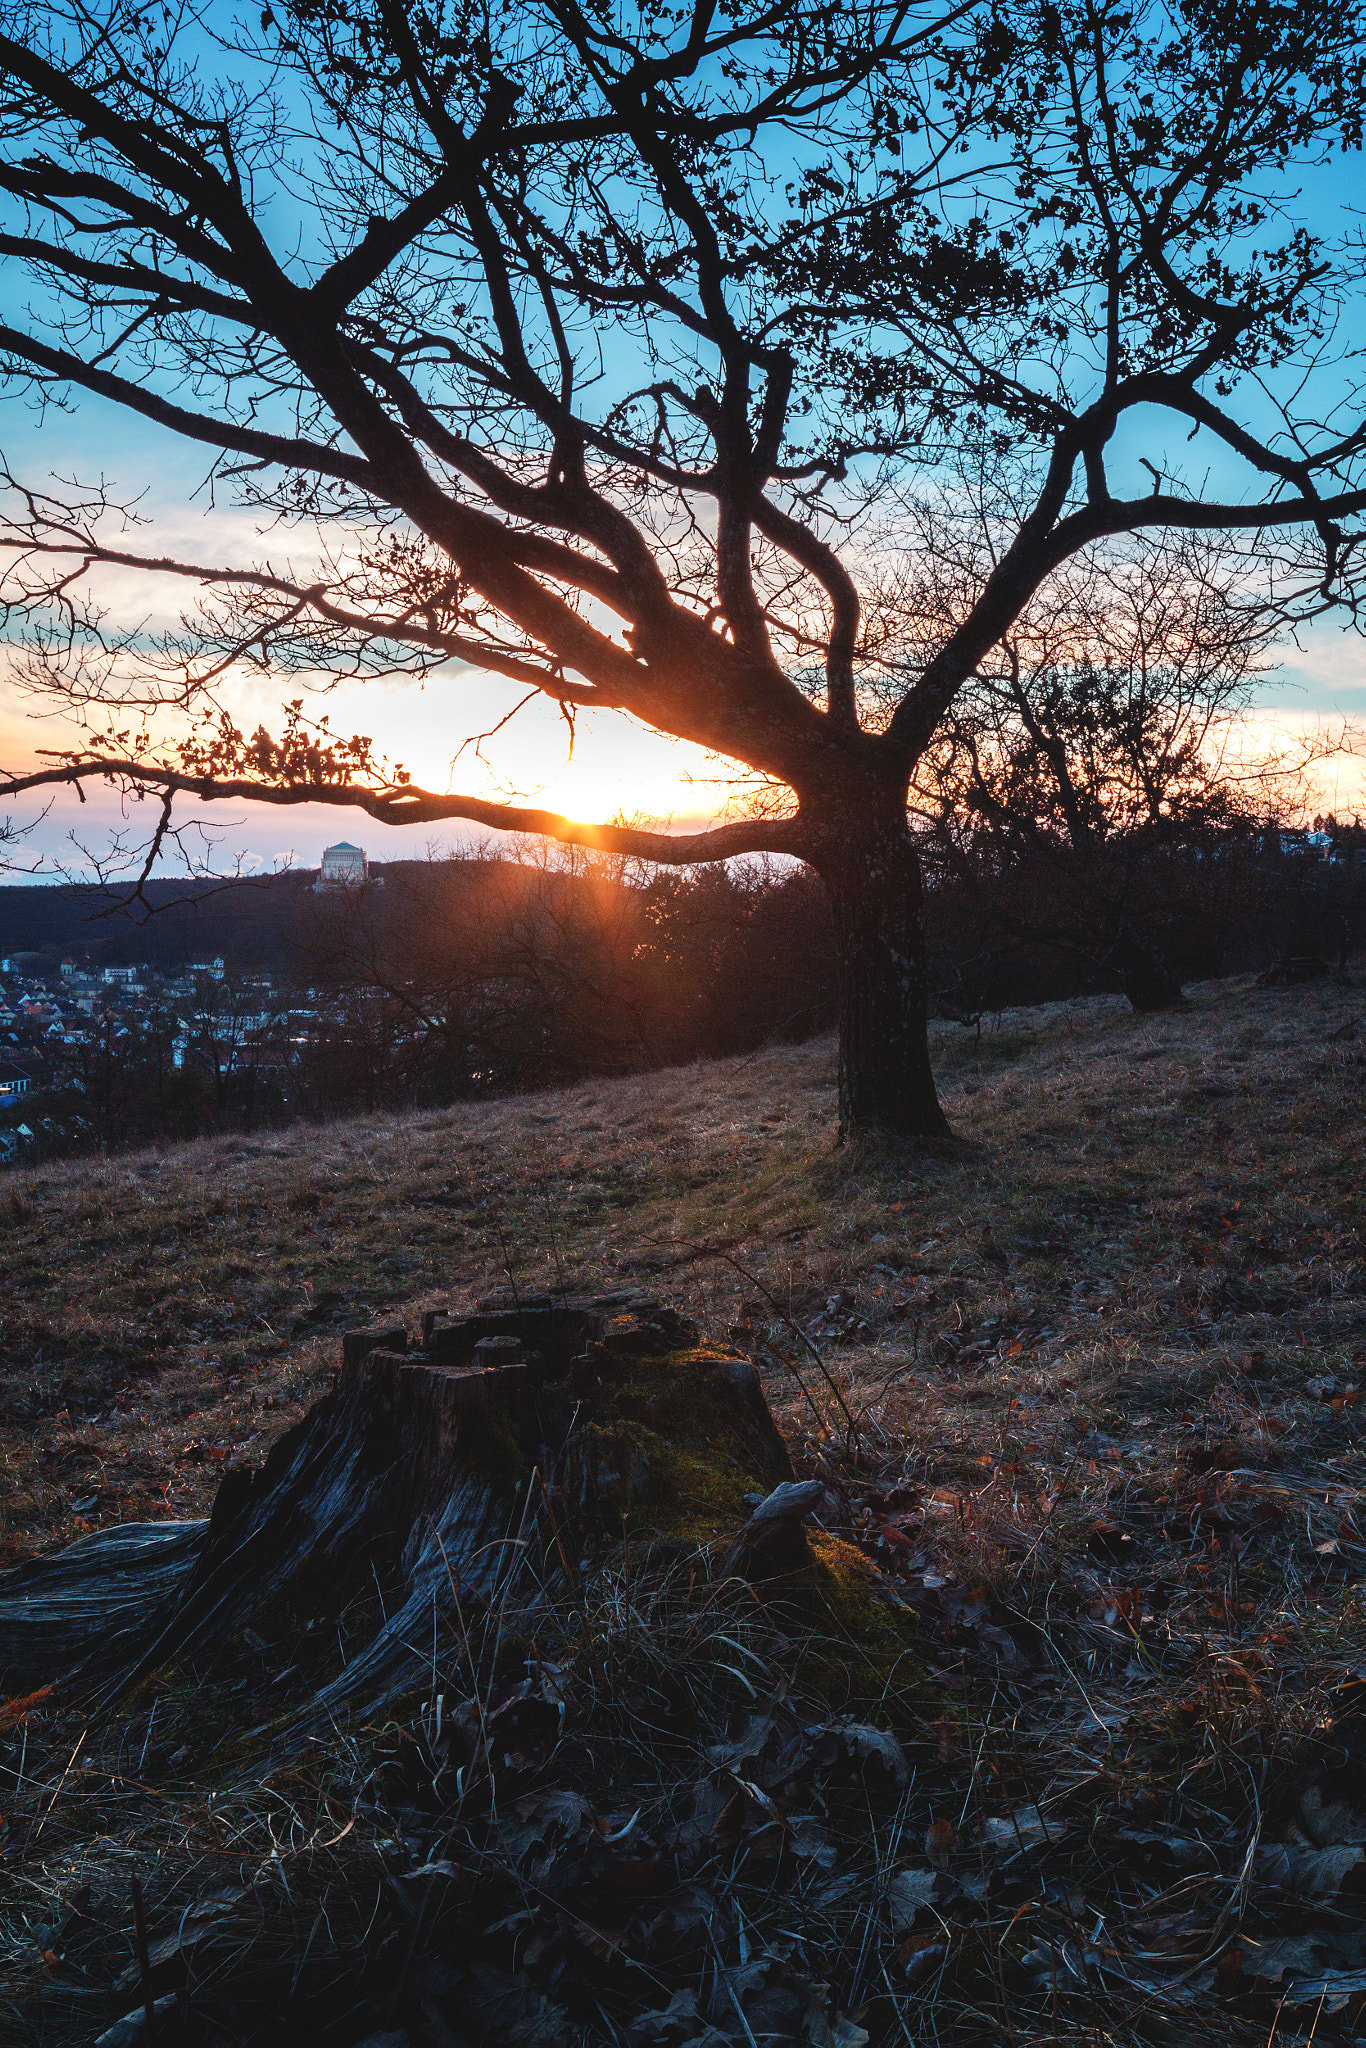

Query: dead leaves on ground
<box><xmin>364</xmin><ymin>1683</ymin><xmax>921</xmax><ymax>2048</ymax></box>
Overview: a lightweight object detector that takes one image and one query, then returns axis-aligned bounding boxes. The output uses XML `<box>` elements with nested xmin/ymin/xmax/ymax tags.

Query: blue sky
<box><xmin>3</xmin><ymin>389</ymin><xmax>1363</xmax><ymax>881</ymax></box>
<box><xmin>4</xmin><ymin>82</ymin><xmax>1366</xmax><ymax>887</ymax></box>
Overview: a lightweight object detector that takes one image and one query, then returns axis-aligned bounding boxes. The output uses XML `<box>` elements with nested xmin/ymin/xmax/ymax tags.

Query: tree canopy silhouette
<box><xmin>2</xmin><ymin>0</ymin><xmax>1366</xmax><ymax>1135</ymax></box>
<box><xmin>901</xmin><ymin>533</ymin><xmax>1336</xmax><ymax>1011</ymax></box>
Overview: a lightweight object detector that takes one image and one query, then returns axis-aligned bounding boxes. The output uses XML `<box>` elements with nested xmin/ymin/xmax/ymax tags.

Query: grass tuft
<box><xmin>3</xmin><ymin>970</ymin><xmax>1366</xmax><ymax>2042</ymax></box>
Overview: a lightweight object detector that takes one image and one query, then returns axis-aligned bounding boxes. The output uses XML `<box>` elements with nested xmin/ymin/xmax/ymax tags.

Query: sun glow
<box><xmin>357</xmin><ymin>680</ymin><xmax>734</xmax><ymax>824</ymax></box>
<box><xmin>1235</xmin><ymin>707</ymin><xmax>1366</xmax><ymax>821</ymax></box>
<box><xmin>0</xmin><ymin>650</ymin><xmax>741</xmax><ymax>877</ymax></box>
<box><xmin>0</xmin><ymin>484</ymin><xmax>744</xmax><ymax>874</ymax></box>
<box><xmin>3</xmin><ymin>483</ymin><xmax>1365</xmax><ymax>881</ymax></box>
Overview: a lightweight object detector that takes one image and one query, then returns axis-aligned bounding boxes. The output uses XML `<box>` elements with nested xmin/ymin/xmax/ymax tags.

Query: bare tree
<box><xmin>903</xmin><ymin>536</ymin><xmax>1350</xmax><ymax>1008</ymax></box>
<box><xmin>293</xmin><ymin>843</ymin><xmax>836</xmax><ymax>1108</ymax></box>
<box><xmin>297</xmin><ymin>843</ymin><xmax>662</xmax><ymax>1100</ymax></box>
<box><xmin>2</xmin><ymin>0</ymin><xmax>1366</xmax><ymax>1136</ymax></box>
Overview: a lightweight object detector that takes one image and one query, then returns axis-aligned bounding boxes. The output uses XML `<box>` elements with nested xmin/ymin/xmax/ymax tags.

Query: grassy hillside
<box><xmin>0</xmin><ymin>861</ymin><xmax>469</xmax><ymax>973</ymax></box>
<box><xmin>2</xmin><ymin>970</ymin><xmax>1364</xmax><ymax>2045</ymax></box>
<box><xmin>2</xmin><ymin>971</ymin><xmax>1360</xmax><ymax>1557</ymax></box>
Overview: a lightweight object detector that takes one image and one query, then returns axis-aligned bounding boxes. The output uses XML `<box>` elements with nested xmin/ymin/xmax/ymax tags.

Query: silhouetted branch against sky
<box><xmin>3</xmin><ymin>0</ymin><xmax>1366</xmax><ymax>1129</ymax></box>
<box><xmin>0</xmin><ymin>0</ymin><xmax>1363</xmax><ymax>826</ymax></box>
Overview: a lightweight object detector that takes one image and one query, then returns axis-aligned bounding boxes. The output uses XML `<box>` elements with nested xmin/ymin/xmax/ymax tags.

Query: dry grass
<box><xmin>1</xmin><ymin>971</ymin><xmax>1360</xmax><ymax>1557</ymax></box>
<box><xmin>2</xmin><ymin>968</ymin><xmax>1365</xmax><ymax>2045</ymax></box>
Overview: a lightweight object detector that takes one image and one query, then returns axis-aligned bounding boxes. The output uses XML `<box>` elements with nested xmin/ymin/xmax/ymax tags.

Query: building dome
<box><xmin>315</xmin><ymin>842</ymin><xmax>370</xmax><ymax>890</ymax></box>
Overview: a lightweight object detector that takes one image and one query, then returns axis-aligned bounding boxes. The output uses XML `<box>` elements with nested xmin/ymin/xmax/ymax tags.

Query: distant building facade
<box><xmin>314</xmin><ymin>842</ymin><xmax>374</xmax><ymax>890</ymax></box>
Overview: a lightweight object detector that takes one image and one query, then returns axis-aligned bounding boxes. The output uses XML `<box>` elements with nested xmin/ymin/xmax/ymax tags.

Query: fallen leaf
<box><xmin>887</xmin><ymin>1868</ymin><xmax>938</xmax><ymax>1934</ymax></box>
<box><xmin>1256</xmin><ymin>1842</ymin><xmax>1366</xmax><ymax>1896</ymax></box>
<box><xmin>450</xmin><ymin>1960</ymin><xmax>573</xmax><ymax>2047</ymax></box>
<box><xmin>978</xmin><ymin>1804</ymin><xmax>1054</xmax><ymax>1855</ymax></box>
<box><xmin>896</xmin><ymin>1937</ymin><xmax>948</xmax><ymax>1983</ymax></box>
<box><xmin>1281</xmin><ymin>1968</ymin><xmax>1366</xmax><ymax>2013</ymax></box>
<box><xmin>1241</xmin><ymin>1935</ymin><xmax>1332</xmax><ymax>1988</ymax></box>
<box><xmin>925</xmin><ymin>1817</ymin><xmax>956</xmax><ymax>1866</ymax></box>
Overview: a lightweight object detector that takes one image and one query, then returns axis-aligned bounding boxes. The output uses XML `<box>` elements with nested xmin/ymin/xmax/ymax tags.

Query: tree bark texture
<box><xmin>809</xmin><ymin>799</ymin><xmax>951</xmax><ymax>1141</ymax></box>
<box><xmin>1109</xmin><ymin>923</ymin><xmax>1186</xmax><ymax>1013</ymax></box>
<box><xmin>0</xmin><ymin>1294</ymin><xmax>794</xmax><ymax>1756</ymax></box>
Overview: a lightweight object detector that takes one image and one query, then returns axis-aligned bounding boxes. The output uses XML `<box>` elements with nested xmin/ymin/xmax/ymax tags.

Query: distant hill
<box><xmin>0</xmin><ymin>865</ymin><xmax>435</xmax><ymax>973</ymax></box>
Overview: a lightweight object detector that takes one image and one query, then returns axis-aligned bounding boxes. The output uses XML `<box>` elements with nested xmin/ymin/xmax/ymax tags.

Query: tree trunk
<box><xmin>810</xmin><ymin>801</ymin><xmax>951</xmax><ymax>1141</ymax></box>
<box><xmin>1109</xmin><ymin>923</ymin><xmax>1185</xmax><ymax>1013</ymax></box>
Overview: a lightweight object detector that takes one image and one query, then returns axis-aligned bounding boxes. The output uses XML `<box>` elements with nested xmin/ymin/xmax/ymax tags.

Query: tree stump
<box><xmin>0</xmin><ymin>1292</ymin><xmax>797</xmax><ymax>1742</ymax></box>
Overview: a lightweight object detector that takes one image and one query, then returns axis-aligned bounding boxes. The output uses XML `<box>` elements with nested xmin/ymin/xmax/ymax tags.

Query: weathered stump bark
<box><xmin>0</xmin><ymin>1292</ymin><xmax>795</xmax><ymax>1744</ymax></box>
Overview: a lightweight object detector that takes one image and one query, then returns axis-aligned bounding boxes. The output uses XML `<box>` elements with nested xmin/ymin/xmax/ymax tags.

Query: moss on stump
<box><xmin>0</xmin><ymin>1290</ymin><xmax>922</xmax><ymax>1743</ymax></box>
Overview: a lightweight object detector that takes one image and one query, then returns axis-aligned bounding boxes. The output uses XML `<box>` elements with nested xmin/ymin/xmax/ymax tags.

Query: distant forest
<box><xmin>2</xmin><ymin>829</ymin><xmax>1360</xmax><ymax>1003</ymax></box>
<box><xmin>1</xmin><ymin>832</ymin><xmax>1361</xmax><ymax>1162</ymax></box>
<box><xmin>0</xmin><ymin>866</ymin><xmax>344</xmax><ymax>973</ymax></box>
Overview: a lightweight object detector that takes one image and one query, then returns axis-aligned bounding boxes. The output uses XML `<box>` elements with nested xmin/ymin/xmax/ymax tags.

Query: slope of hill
<box><xmin>0</xmin><ymin>871</ymin><xmax>320</xmax><ymax>973</ymax></box>
<box><xmin>1</xmin><ymin>972</ymin><xmax>1363</xmax><ymax>2045</ymax></box>
<box><xmin>0</xmin><ymin>859</ymin><xmax>506</xmax><ymax>974</ymax></box>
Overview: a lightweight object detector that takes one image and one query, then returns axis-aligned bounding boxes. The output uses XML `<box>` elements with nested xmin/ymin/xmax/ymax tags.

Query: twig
<box><xmin>33</xmin><ymin>1727</ymin><xmax>86</xmax><ymax>1840</ymax></box>
<box><xmin>137</xmin><ymin>1698</ymin><xmax>158</xmax><ymax>1776</ymax></box>
<box><xmin>494</xmin><ymin>1217</ymin><xmax>521</xmax><ymax>1306</ymax></box>
<box><xmin>541</xmin><ymin>1180</ymin><xmax>570</xmax><ymax>1300</ymax></box>
<box><xmin>131</xmin><ymin>1873</ymin><xmax>156</xmax><ymax>2042</ymax></box>
<box><xmin>645</xmin><ymin>1235</ymin><xmax>861</xmax><ymax>1450</ymax></box>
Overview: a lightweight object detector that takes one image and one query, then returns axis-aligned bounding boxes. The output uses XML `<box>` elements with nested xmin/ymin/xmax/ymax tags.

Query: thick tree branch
<box><xmin>749</xmin><ymin>495</ymin><xmax>860</xmax><ymax>727</ymax></box>
<box><xmin>0</xmin><ymin>234</ymin><xmax>257</xmax><ymax>327</ymax></box>
<box><xmin>0</xmin><ymin>757</ymin><xmax>806</xmax><ymax>864</ymax></box>
<box><xmin>888</xmin><ymin>451</ymin><xmax>1366</xmax><ymax>768</ymax></box>
<box><xmin>0</xmin><ymin>30</ymin><xmax>278</xmax><ymax>276</ymax></box>
<box><xmin>348</xmin><ymin>345</ymin><xmax>667</xmax><ymax>615</ymax></box>
<box><xmin>0</xmin><ymin>323</ymin><xmax>378</xmax><ymax>488</ymax></box>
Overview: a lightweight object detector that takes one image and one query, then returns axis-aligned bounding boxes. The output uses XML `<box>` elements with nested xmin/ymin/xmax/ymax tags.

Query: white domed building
<box><xmin>314</xmin><ymin>841</ymin><xmax>375</xmax><ymax>891</ymax></box>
